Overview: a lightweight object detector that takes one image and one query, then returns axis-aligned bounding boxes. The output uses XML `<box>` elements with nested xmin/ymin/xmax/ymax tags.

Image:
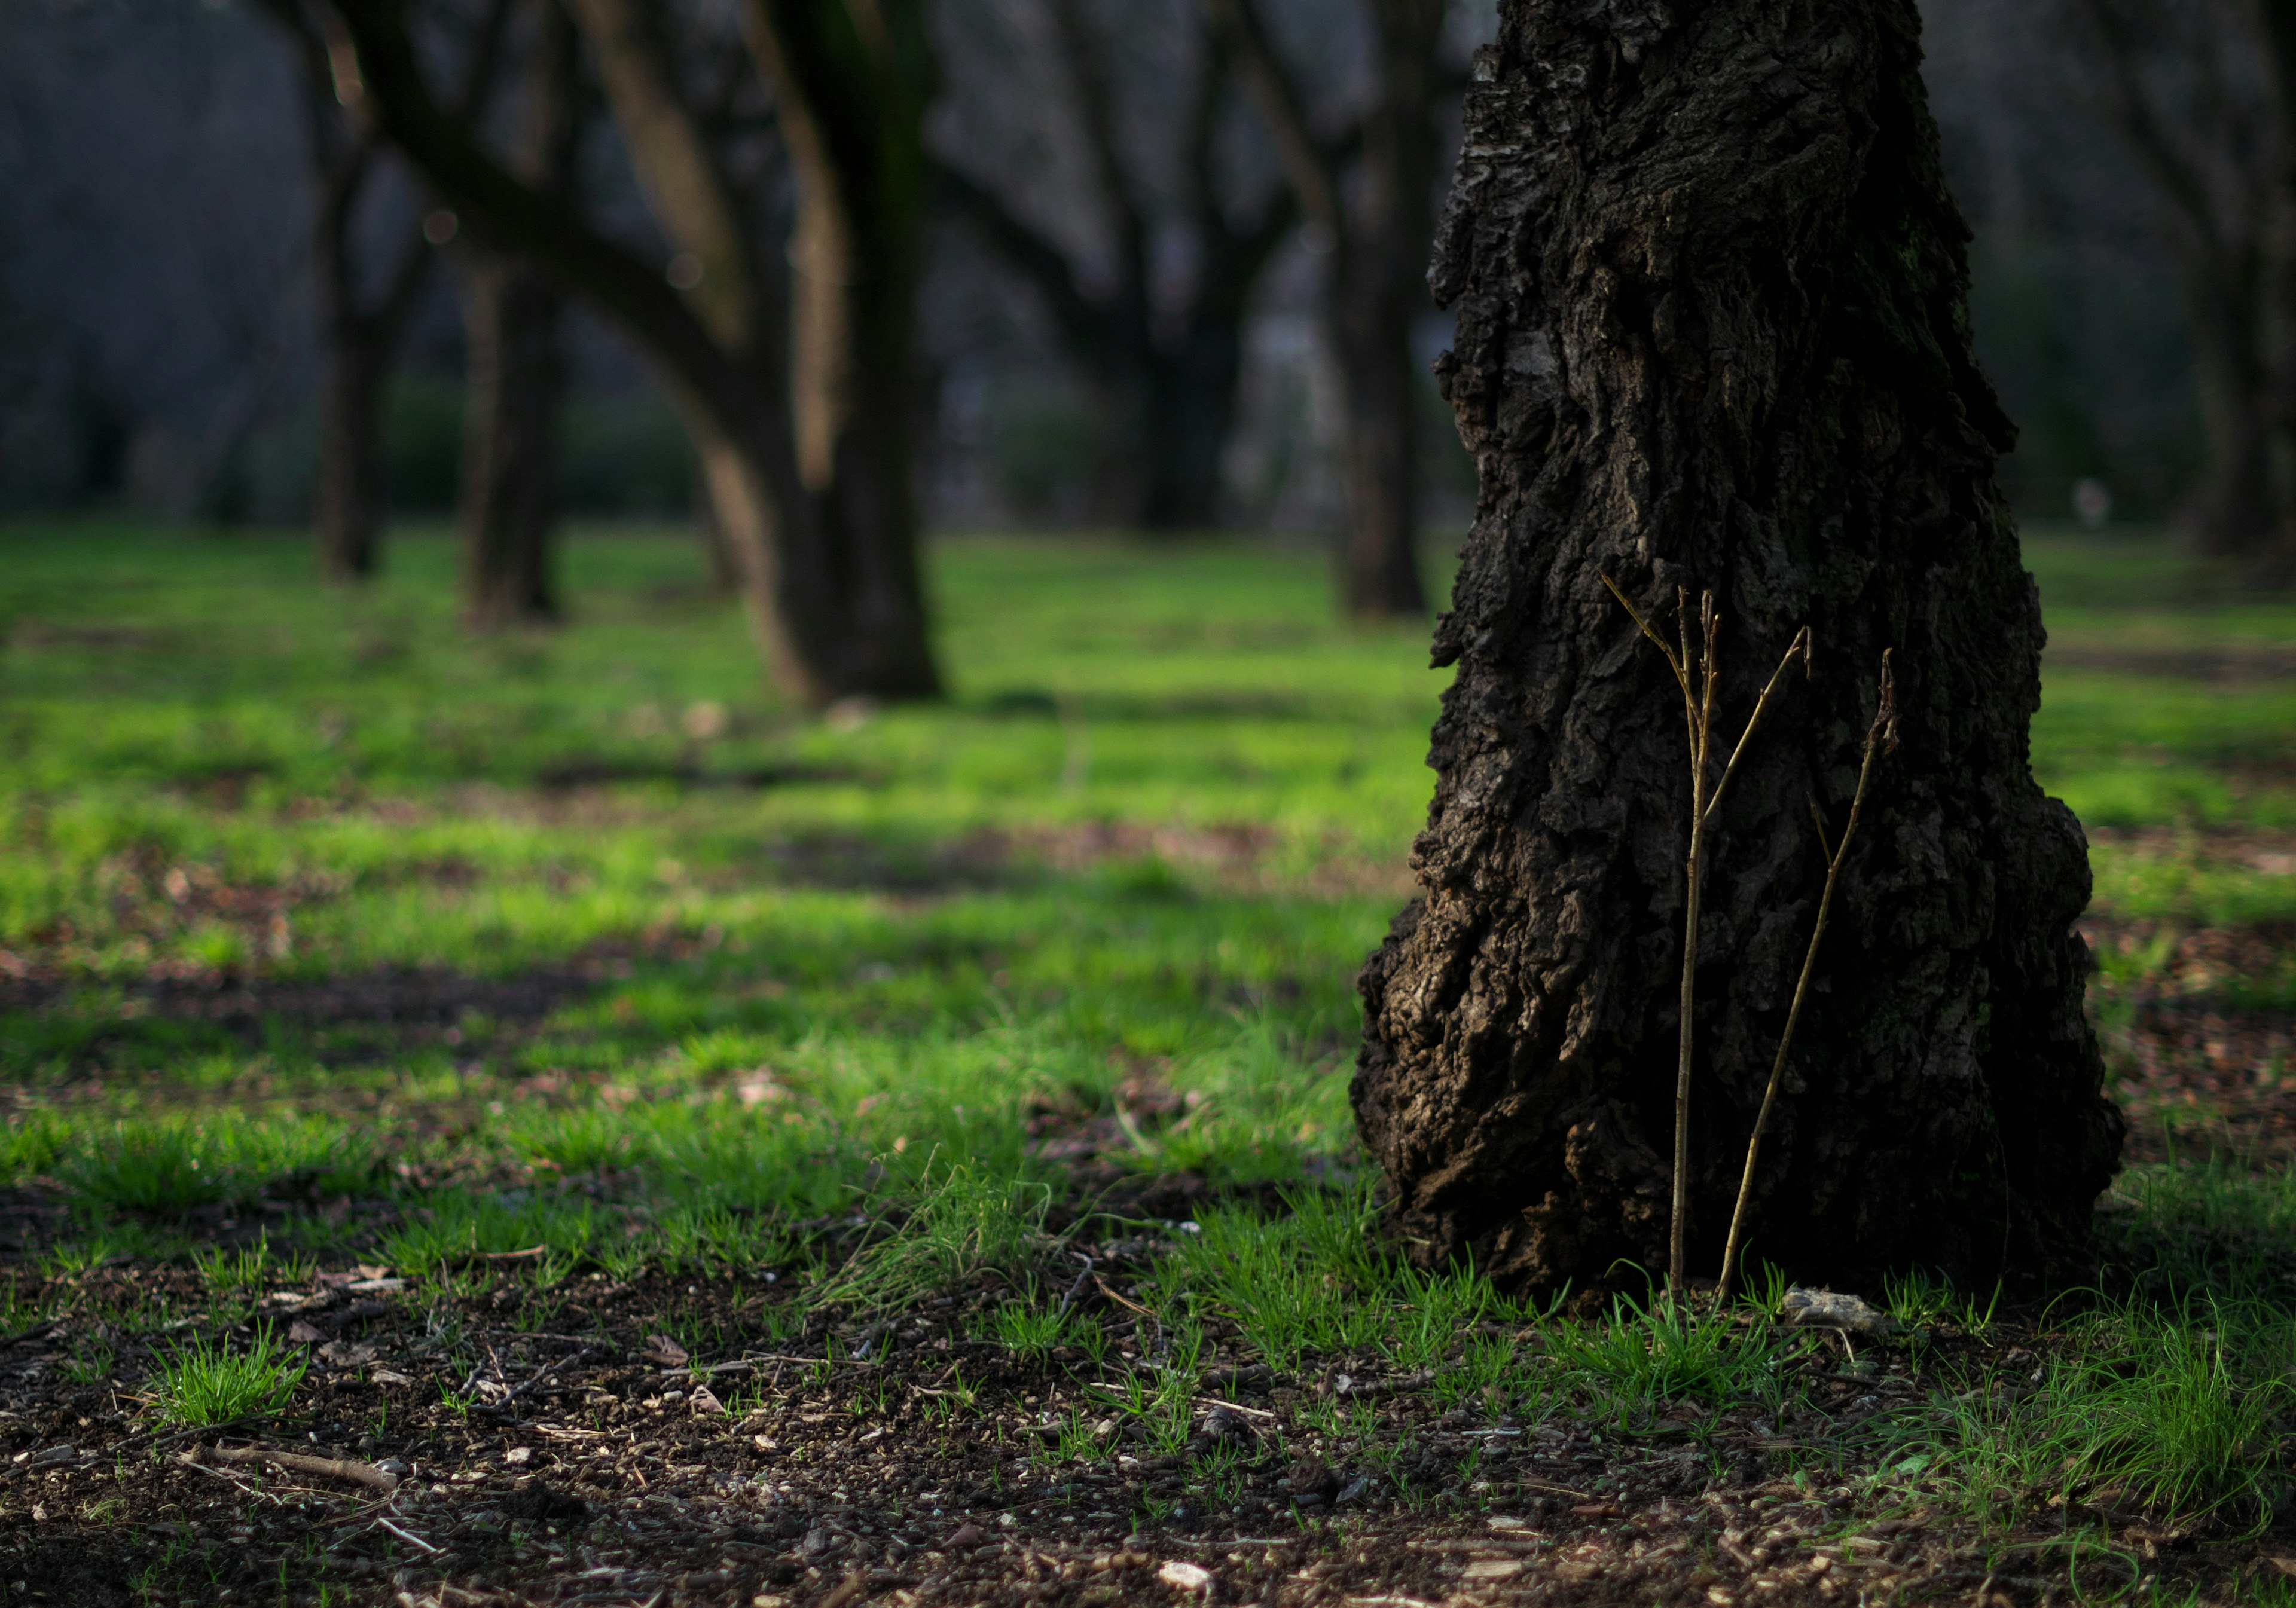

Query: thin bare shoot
<box><xmin>1602</xmin><ymin>576</ymin><xmax>1810</xmax><ymax>1297</ymax></box>
<box><xmin>1715</xmin><ymin>652</ymin><xmax>1898</xmax><ymax>1304</ymax></box>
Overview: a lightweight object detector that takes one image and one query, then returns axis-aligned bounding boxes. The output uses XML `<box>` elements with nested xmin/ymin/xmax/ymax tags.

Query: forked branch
<box><xmin>1602</xmin><ymin>576</ymin><xmax>1810</xmax><ymax>1298</ymax></box>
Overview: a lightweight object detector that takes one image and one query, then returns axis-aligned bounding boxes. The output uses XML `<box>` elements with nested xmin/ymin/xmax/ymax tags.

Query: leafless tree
<box><xmin>2071</xmin><ymin>0</ymin><xmax>2292</xmax><ymax>571</ymax></box>
<box><xmin>253</xmin><ymin>0</ymin><xmax>507</xmax><ymax>580</ymax></box>
<box><xmin>329</xmin><ymin>0</ymin><xmax>942</xmax><ymax>705</ymax></box>
<box><xmin>1210</xmin><ymin>0</ymin><xmax>1455</xmax><ymax>618</ymax></box>
<box><xmin>937</xmin><ymin>0</ymin><xmax>1293</xmax><ymax>531</ymax></box>
<box><xmin>454</xmin><ymin>0</ymin><xmax>585</xmax><ymax>627</ymax></box>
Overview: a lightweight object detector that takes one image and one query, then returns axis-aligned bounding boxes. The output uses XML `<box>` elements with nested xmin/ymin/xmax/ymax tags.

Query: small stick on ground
<box><xmin>1715</xmin><ymin>651</ymin><xmax>1898</xmax><ymax>1306</ymax></box>
<box><xmin>1604</xmin><ymin>576</ymin><xmax>1809</xmax><ymax>1297</ymax></box>
<box><xmin>201</xmin><ymin>1442</ymin><xmax>404</xmax><ymax>1495</ymax></box>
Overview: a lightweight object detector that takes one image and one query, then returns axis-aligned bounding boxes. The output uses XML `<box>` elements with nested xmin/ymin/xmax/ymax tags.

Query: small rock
<box><xmin>1157</xmin><ymin>1560</ymin><xmax>1214</xmax><ymax>1593</ymax></box>
<box><xmin>503</xmin><ymin>1447</ymin><xmax>532</xmax><ymax>1466</ymax></box>
<box><xmin>370</xmin><ymin>1369</ymin><xmax>416</xmax><ymax>1387</ymax></box>
<box><xmin>1335</xmin><ymin>1474</ymin><xmax>1376</xmax><ymax>1506</ymax></box>
<box><xmin>1464</xmin><ymin>1560</ymin><xmax>1524</xmax><ymax>1581</ymax></box>
<box><xmin>374</xmin><ymin>1459</ymin><xmax>410</xmax><ymax>1477</ymax></box>
<box><xmin>690</xmin><ymin>1385</ymin><xmax>728</xmax><ymax>1416</ymax></box>
<box><xmin>29</xmin><ymin>1445</ymin><xmax>74</xmax><ymax>1468</ymax></box>
<box><xmin>944</xmin><ymin>1523</ymin><xmax>986</xmax><ymax>1551</ymax></box>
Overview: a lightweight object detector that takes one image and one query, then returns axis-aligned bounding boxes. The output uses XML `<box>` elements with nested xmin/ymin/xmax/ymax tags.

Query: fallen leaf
<box><xmin>944</xmin><ymin>1523</ymin><xmax>986</xmax><ymax>1551</ymax></box>
<box><xmin>286</xmin><ymin>1321</ymin><xmax>327</xmax><ymax>1344</ymax></box>
<box><xmin>690</xmin><ymin>1385</ymin><xmax>727</xmax><ymax>1416</ymax></box>
<box><xmin>642</xmin><ymin>1334</ymin><xmax>689</xmax><ymax>1367</ymax></box>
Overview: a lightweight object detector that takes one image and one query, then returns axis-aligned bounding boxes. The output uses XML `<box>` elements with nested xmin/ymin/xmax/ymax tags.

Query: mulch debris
<box><xmin>0</xmin><ymin>1234</ymin><xmax>2289</xmax><ymax>1607</ymax></box>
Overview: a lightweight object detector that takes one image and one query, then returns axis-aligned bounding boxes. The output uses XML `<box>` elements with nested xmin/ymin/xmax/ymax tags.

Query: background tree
<box><xmin>255</xmin><ymin>0</ymin><xmax>502</xmax><ymax>579</ymax></box>
<box><xmin>454</xmin><ymin>0</ymin><xmax>585</xmax><ymax>628</ymax></box>
<box><xmin>2069</xmin><ymin>0</ymin><xmax>2291</xmax><ymax>572</ymax></box>
<box><xmin>937</xmin><ymin>0</ymin><xmax>1293</xmax><ymax>531</ymax></box>
<box><xmin>331</xmin><ymin>0</ymin><xmax>941</xmax><ymax>705</ymax></box>
<box><xmin>1210</xmin><ymin>0</ymin><xmax>1452</xmax><ymax>618</ymax></box>
<box><xmin>1354</xmin><ymin>0</ymin><xmax>2124</xmax><ymax>1291</ymax></box>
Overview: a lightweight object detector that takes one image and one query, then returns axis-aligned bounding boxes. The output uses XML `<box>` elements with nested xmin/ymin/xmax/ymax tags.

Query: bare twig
<box><xmin>1715</xmin><ymin>652</ymin><xmax>1898</xmax><ymax>1305</ymax></box>
<box><xmin>1605</xmin><ymin>576</ymin><xmax>1812</xmax><ymax>1298</ymax></box>
<box><xmin>203</xmin><ymin>1442</ymin><xmax>402</xmax><ymax>1495</ymax></box>
<box><xmin>376</xmin><ymin>1514</ymin><xmax>444</xmax><ymax>1554</ymax></box>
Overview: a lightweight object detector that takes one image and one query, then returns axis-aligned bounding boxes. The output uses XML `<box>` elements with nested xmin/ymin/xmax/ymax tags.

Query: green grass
<box><xmin>2</xmin><ymin>518</ymin><xmax>2293</xmax><ymax>1568</ymax></box>
<box><xmin>149</xmin><ymin>1325</ymin><xmax>307</xmax><ymax>1426</ymax></box>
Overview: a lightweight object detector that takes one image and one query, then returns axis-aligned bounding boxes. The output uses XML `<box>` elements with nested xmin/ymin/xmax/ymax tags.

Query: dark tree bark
<box><xmin>1354</xmin><ymin>0</ymin><xmax>2124</xmax><ymax>1293</ymax></box>
<box><xmin>333</xmin><ymin>0</ymin><xmax>942</xmax><ymax>707</ymax></box>
<box><xmin>457</xmin><ymin>0</ymin><xmax>582</xmax><ymax>629</ymax></box>
<box><xmin>940</xmin><ymin>8</ymin><xmax>1292</xmax><ymax>530</ymax></box>
<box><xmin>1214</xmin><ymin>0</ymin><xmax>1446</xmax><ymax>619</ymax></box>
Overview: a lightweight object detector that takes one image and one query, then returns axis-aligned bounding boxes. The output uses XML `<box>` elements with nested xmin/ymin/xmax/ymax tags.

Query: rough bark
<box><xmin>334</xmin><ymin>0</ymin><xmax>943</xmax><ymax>707</ymax></box>
<box><xmin>1353</xmin><ymin>0</ymin><xmax>2124</xmax><ymax>1294</ymax></box>
<box><xmin>457</xmin><ymin>0</ymin><xmax>581</xmax><ymax>629</ymax></box>
<box><xmin>1215</xmin><ymin>0</ymin><xmax>1444</xmax><ymax>617</ymax></box>
<box><xmin>940</xmin><ymin>12</ymin><xmax>1291</xmax><ymax>531</ymax></box>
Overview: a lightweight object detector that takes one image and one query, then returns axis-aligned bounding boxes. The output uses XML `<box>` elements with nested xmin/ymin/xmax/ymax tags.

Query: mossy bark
<box><xmin>1352</xmin><ymin>0</ymin><xmax>2123</xmax><ymax>1291</ymax></box>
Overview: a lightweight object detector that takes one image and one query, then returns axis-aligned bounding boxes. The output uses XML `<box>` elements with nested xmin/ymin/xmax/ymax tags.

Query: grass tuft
<box><xmin>827</xmin><ymin>1163</ymin><xmax>1055</xmax><ymax>1311</ymax></box>
<box><xmin>150</xmin><ymin>1325</ymin><xmax>306</xmax><ymax>1426</ymax></box>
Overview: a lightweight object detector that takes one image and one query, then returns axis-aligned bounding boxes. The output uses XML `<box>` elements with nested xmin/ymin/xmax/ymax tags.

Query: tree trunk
<box><xmin>1215</xmin><ymin>0</ymin><xmax>1439</xmax><ymax>615</ymax></box>
<box><xmin>313</xmin><ymin>325</ymin><xmax>385</xmax><ymax>581</ymax></box>
<box><xmin>1354</xmin><ymin>0</ymin><xmax>2124</xmax><ymax>1294</ymax></box>
<box><xmin>334</xmin><ymin>0</ymin><xmax>944</xmax><ymax>708</ymax></box>
<box><xmin>457</xmin><ymin>253</ymin><xmax>563</xmax><ymax>625</ymax></box>
<box><xmin>2181</xmin><ymin>273</ymin><xmax>2277</xmax><ymax>559</ymax></box>
<box><xmin>457</xmin><ymin>0</ymin><xmax>576</xmax><ymax>629</ymax></box>
<box><xmin>1329</xmin><ymin>288</ymin><xmax>1423</xmax><ymax>616</ymax></box>
<box><xmin>1140</xmin><ymin>320</ymin><xmax>1245</xmax><ymax>530</ymax></box>
<box><xmin>1329</xmin><ymin>0</ymin><xmax>1439</xmax><ymax>618</ymax></box>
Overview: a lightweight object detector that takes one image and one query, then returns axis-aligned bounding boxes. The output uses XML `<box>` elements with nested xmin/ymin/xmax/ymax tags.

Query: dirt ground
<box><xmin>1</xmin><ymin>918</ymin><xmax>2292</xmax><ymax>1607</ymax></box>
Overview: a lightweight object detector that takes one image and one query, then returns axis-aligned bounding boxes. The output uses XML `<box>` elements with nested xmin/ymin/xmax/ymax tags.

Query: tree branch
<box><xmin>1047</xmin><ymin>0</ymin><xmax>1149</xmax><ymax>318</ymax></box>
<box><xmin>328</xmin><ymin>0</ymin><xmax>753</xmax><ymax>412</ymax></box>
<box><xmin>561</xmin><ymin>0</ymin><xmax>767</xmax><ymax>348</ymax></box>
<box><xmin>1202</xmin><ymin>0</ymin><xmax>1341</xmax><ymax>236</ymax></box>
<box><xmin>935</xmin><ymin>160</ymin><xmax>1117</xmax><ymax>357</ymax></box>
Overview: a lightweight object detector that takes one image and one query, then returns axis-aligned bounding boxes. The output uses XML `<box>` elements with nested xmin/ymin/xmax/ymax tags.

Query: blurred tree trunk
<box><xmin>457</xmin><ymin>0</ymin><xmax>581</xmax><ymax>629</ymax></box>
<box><xmin>939</xmin><ymin>8</ymin><xmax>1292</xmax><ymax>531</ymax></box>
<box><xmin>261</xmin><ymin>0</ymin><xmax>508</xmax><ymax>582</ymax></box>
<box><xmin>1214</xmin><ymin>0</ymin><xmax>1444</xmax><ymax>618</ymax></box>
<box><xmin>334</xmin><ymin>0</ymin><xmax>942</xmax><ymax>705</ymax></box>
<box><xmin>457</xmin><ymin>257</ymin><xmax>563</xmax><ymax>624</ymax></box>
<box><xmin>2074</xmin><ymin>0</ymin><xmax>2294</xmax><ymax>571</ymax></box>
<box><xmin>1354</xmin><ymin>0</ymin><xmax>2123</xmax><ymax>1292</ymax></box>
<box><xmin>304</xmin><ymin>97</ymin><xmax>433</xmax><ymax>582</ymax></box>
